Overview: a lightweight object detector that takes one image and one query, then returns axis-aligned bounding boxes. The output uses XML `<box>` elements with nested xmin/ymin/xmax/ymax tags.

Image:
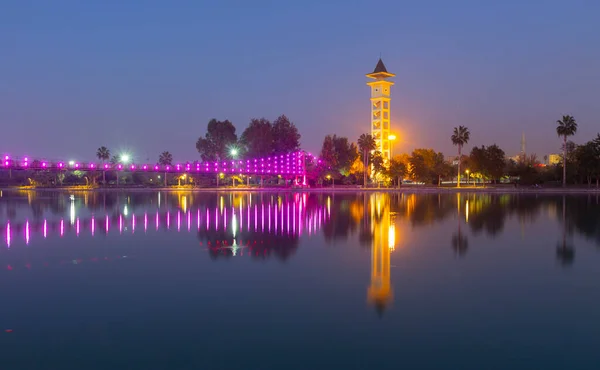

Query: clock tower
<box><xmin>366</xmin><ymin>59</ymin><xmax>395</xmax><ymax>161</ymax></box>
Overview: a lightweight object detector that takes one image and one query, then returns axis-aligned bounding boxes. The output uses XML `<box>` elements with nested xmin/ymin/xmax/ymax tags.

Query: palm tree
<box><xmin>357</xmin><ymin>133</ymin><xmax>376</xmax><ymax>188</ymax></box>
<box><xmin>556</xmin><ymin>115</ymin><xmax>578</xmax><ymax>187</ymax></box>
<box><xmin>158</xmin><ymin>151</ymin><xmax>173</xmax><ymax>187</ymax></box>
<box><xmin>96</xmin><ymin>146</ymin><xmax>110</xmax><ymax>185</ymax></box>
<box><xmin>451</xmin><ymin>126</ymin><xmax>470</xmax><ymax>188</ymax></box>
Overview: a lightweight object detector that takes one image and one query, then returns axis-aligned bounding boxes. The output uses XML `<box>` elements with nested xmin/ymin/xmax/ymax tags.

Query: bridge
<box><xmin>1</xmin><ymin>151</ymin><xmax>311</xmax><ymax>177</ymax></box>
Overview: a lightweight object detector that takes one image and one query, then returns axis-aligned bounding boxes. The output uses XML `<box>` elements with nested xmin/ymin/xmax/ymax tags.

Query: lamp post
<box><xmin>465</xmin><ymin>169</ymin><xmax>470</xmax><ymax>187</ymax></box>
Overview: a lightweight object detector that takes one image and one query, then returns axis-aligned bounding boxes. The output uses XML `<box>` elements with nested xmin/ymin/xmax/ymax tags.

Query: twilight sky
<box><xmin>1</xmin><ymin>0</ymin><xmax>599</xmax><ymax>163</ymax></box>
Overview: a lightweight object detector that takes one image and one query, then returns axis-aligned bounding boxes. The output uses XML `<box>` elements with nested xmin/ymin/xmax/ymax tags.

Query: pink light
<box><xmin>58</xmin><ymin>163</ymin><xmax>64</xmax><ymax>168</ymax></box>
<box><xmin>23</xmin><ymin>162</ymin><xmax>28</xmax><ymax>167</ymax></box>
<box><xmin>90</xmin><ymin>163</ymin><xmax>95</xmax><ymax>169</ymax></box>
<box><xmin>60</xmin><ymin>219</ymin><xmax>64</xmax><ymax>237</ymax></box>
<box><xmin>4</xmin><ymin>156</ymin><xmax>8</xmax><ymax>160</ymax></box>
<box><xmin>75</xmin><ymin>163</ymin><xmax>79</xmax><ymax>168</ymax></box>
<box><xmin>91</xmin><ymin>217</ymin><xmax>95</xmax><ymax>236</ymax></box>
<box><xmin>143</xmin><ymin>165</ymin><xmax>147</xmax><ymax>170</ymax></box>
<box><xmin>24</xmin><ymin>157</ymin><xmax>28</xmax><ymax>161</ymax></box>
<box><xmin>104</xmin><ymin>164</ymin><xmax>109</xmax><ymax>169</ymax></box>
<box><xmin>76</xmin><ymin>218</ymin><xmax>80</xmax><ymax>236</ymax></box>
<box><xmin>154</xmin><ymin>165</ymin><xmax>159</xmax><ymax>170</ymax></box>
<box><xmin>166</xmin><ymin>166</ymin><xmax>171</xmax><ymax>171</ymax></box>
<box><xmin>105</xmin><ymin>215</ymin><xmax>109</xmax><ymax>234</ymax></box>
<box><xmin>130</xmin><ymin>165</ymin><xmax>135</xmax><ymax>170</ymax></box>
<box><xmin>4</xmin><ymin>161</ymin><xmax>8</xmax><ymax>166</ymax></box>
<box><xmin>117</xmin><ymin>164</ymin><xmax>122</xmax><ymax>170</ymax></box>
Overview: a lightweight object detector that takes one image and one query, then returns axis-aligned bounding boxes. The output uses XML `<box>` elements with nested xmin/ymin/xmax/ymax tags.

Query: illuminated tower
<box><xmin>366</xmin><ymin>59</ymin><xmax>395</xmax><ymax>161</ymax></box>
<box><xmin>367</xmin><ymin>194</ymin><xmax>393</xmax><ymax>315</ymax></box>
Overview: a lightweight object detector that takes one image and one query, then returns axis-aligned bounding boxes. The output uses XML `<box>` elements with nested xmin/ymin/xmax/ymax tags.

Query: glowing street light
<box><xmin>230</xmin><ymin>148</ymin><xmax>239</xmax><ymax>158</ymax></box>
<box><xmin>121</xmin><ymin>154</ymin><xmax>130</xmax><ymax>164</ymax></box>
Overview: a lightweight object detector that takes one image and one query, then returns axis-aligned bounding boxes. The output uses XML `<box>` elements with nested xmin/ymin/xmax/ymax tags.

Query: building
<box><xmin>366</xmin><ymin>59</ymin><xmax>395</xmax><ymax>161</ymax></box>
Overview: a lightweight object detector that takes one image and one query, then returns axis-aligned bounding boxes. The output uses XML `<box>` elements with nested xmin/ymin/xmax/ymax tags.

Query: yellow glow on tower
<box><xmin>367</xmin><ymin>59</ymin><xmax>395</xmax><ymax>162</ymax></box>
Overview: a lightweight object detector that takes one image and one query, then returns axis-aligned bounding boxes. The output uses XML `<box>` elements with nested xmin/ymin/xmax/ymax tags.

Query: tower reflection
<box><xmin>367</xmin><ymin>193</ymin><xmax>394</xmax><ymax>315</ymax></box>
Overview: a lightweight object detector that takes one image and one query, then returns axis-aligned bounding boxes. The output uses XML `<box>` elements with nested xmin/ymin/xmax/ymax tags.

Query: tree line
<box><xmin>312</xmin><ymin>114</ymin><xmax>600</xmax><ymax>187</ymax></box>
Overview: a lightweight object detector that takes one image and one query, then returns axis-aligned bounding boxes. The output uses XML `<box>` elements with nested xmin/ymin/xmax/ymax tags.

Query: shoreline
<box><xmin>1</xmin><ymin>186</ymin><xmax>600</xmax><ymax>195</ymax></box>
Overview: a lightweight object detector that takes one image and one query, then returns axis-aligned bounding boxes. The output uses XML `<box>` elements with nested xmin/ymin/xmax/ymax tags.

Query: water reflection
<box><xmin>2</xmin><ymin>191</ymin><xmax>600</xmax><ymax>265</ymax></box>
<box><xmin>367</xmin><ymin>193</ymin><xmax>394</xmax><ymax>315</ymax></box>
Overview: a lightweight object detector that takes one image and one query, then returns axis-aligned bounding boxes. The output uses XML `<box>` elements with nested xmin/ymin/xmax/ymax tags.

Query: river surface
<box><xmin>0</xmin><ymin>190</ymin><xmax>599</xmax><ymax>370</ymax></box>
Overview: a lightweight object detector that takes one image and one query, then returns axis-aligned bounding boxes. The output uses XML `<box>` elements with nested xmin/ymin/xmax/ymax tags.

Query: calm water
<box><xmin>1</xmin><ymin>190</ymin><xmax>600</xmax><ymax>370</ymax></box>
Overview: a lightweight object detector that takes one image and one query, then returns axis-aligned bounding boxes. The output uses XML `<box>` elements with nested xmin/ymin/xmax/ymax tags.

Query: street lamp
<box><xmin>465</xmin><ymin>169</ymin><xmax>470</xmax><ymax>186</ymax></box>
<box><xmin>121</xmin><ymin>154</ymin><xmax>130</xmax><ymax>164</ymax></box>
<box><xmin>230</xmin><ymin>148</ymin><xmax>238</xmax><ymax>158</ymax></box>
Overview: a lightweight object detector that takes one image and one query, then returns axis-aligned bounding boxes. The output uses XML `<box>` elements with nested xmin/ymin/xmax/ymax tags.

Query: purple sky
<box><xmin>1</xmin><ymin>0</ymin><xmax>599</xmax><ymax>163</ymax></box>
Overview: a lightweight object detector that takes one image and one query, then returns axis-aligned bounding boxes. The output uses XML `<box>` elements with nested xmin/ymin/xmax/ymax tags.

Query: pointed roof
<box><xmin>366</xmin><ymin>58</ymin><xmax>395</xmax><ymax>79</ymax></box>
<box><xmin>373</xmin><ymin>58</ymin><xmax>388</xmax><ymax>73</ymax></box>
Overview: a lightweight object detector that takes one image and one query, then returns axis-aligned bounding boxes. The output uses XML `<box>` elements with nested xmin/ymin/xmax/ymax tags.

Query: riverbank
<box><xmin>2</xmin><ymin>185</ymin><xmax>600</xmax><ymax>194</ymax></box>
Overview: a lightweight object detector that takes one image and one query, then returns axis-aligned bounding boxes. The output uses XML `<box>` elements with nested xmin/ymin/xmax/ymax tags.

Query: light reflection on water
<box><xmin>0</xmin><ymin>190</ymin><xmax>600</xmax><ymax>369</ymax></box>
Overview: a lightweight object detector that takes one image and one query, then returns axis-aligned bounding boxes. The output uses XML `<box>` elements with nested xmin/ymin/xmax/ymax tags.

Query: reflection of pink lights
<box><xmin>119</xmin><ymin>215</ymin><xmax>123</xmax><ymax>233</ymax></box>
<box><xmin>76</xmin><ymin>218</ymin><xmax>80</xmax><ymax>236</ymax></box>
<box><xmin>132</xmin><ymin>214</ymin><xmax>135</xmax><ymax>233</ymax></box>
<box><xmin>60</xmin><ymin>219</ymin><xmax>64</xmax><ymax>237</ymax></box>
<box><xmin>43</xmin><ymin>220</ymin><xmax>47</xmax><ymax>238</ymax></box>
<box><xmin>105</xmin><ymin>215</ymin><xmax>109</xmax><ymax>234</ymax></box>
<box><xmin>6</xmin><ymin>223</ymin><xmax>10</xmax><ymax>248</ymax></box>
<box><xmin>167</xmin><ymin>212</ymin><xmax>170</xmax><ymax>229</ymax></box>
<box><xmin>25</xmin><ymin>221</ymin><xmax>30</xmax><ymax>245</ymax></box>
<box><xmin>177</xmin><ymin>211</ymin><xmax>181</xmax><ymax>231</ymax></box>
<box><xmin>91</xmin><ymin>217</ymin><xmax>95</xmax><ymax>236</ymax></box>
<box><xmin>156</xmin><ymin>212</ymin><xmax>159</xmax><ymax>231</ymax></box>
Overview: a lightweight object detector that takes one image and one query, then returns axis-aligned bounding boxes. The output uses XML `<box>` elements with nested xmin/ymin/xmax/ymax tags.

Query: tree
<box><xmin>469</xmin><ymin>144</ymin><xmax>506</xmax><ymax>184</ymax></box>
<box><xmin>409</xmin><ymin>148</ymin><xmax>439</xmax><ymax>184</ymax></box>
<box><xmin>96</xmin><ymin>146</ymin><xmax>110</xmax><ymax>185</ymax></box>
<box><xmin>357</xmin><ymin>133</ymin><xmax>376</xmax><ymax>187</ymax></box>
<box><xmin>486</xmin><ymin>144</ymin><xmax>506</xmax><ymax>183</ymax></box>
<box><xmin>451</xmin><ymin>126</ymin><xmax>470</xmax><ymax>187</ymax></box>
<box><xmin>387</xmin><ymin>158</ymin><xmax>406</xmax><ymax>187</ymax></box>
<box><xmin>158</xmin><ymin>151</ymin><xmax>173</xmax><ymax>187</ymax></box>
<box><xmin>196</xmin><ymin>119</ymin><xmax>238</xmax><ymax>161</ymax></box>
<box><xmin>240</xmin><ymin>118</ymin><xmax>273</xmax><ymax>158</ymax></box>
<box><xmin>433</xmin><ymin>153</ymin><xmax>453</xmax><ymax>186</ymax></box>
<box><xmin>371</xmin><ymin>151</ymin><xmax>386</xmax><ymax>181</ymax></box>
<box><xmin>319</xmin><ymin>135</ymin><xmax>358</xmax><ymax>179</ymax></box>
<box><xmin>556</xmin><ymin>115</ymin><xmax>578</xmax><ymax>187</ymax></box>
<box><xmin>574</xmin><ymin>141</ymin><xmax>600</xmax><ymax>186</ymax></box>
<box><xmin>272</xmin><ymin>115</ymin><xmax>301</xmax><ymax>155</ymax></box>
